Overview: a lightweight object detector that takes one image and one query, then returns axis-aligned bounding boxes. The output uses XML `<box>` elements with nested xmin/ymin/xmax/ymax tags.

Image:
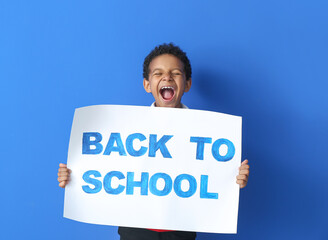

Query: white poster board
<box><xmin>64</xmin><ymin>105</ymin><xmax>242</xmax><ymax>233</ymax></box>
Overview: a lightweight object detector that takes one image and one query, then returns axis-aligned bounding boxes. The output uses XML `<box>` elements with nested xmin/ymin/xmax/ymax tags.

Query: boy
<box><xmin>58</xmin><ymin>43</ymin><xmax>250</xmax><ymax>240</ymax></box>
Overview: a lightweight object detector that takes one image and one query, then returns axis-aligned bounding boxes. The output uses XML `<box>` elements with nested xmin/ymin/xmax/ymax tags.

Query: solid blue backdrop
<box><xmin>0</xmin><ymin>1</ymin><xmax>327</xmax><ymax>239</ymax></box>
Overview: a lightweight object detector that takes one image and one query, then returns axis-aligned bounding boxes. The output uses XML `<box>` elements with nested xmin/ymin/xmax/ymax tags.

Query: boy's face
<box><xmin>143</xmin><ymin>54</ymin><xmax>192</xmax><ymax>108</ymax></box>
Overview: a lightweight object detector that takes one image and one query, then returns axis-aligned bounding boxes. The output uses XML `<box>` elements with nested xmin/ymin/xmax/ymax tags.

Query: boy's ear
<box><xmin>143</xmin><ymin>78</ymin><xmax>152</xmax><ymax>93</ymax></box>
<box><xmin>184</xmin><ymin>78</ymin><xmax>192</xmax><ymax>92</ymax></box>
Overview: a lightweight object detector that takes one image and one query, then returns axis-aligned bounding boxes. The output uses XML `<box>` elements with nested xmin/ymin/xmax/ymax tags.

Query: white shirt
<box><xmin>150</xmin><ymin>102</ymin><xmax>189</xmax><ymax>109</ymax></box>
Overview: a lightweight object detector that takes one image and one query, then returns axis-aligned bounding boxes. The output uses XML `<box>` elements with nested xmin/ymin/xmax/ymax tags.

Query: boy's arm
<box><xmin>236</xmin><ymin>159</ymin><xmax>250</xmax><ymax>188</ymax></box>
<box><xmin>57</xmin><ymin>163</ymin><xmax>71</xmax><ymax>188</ymax></box>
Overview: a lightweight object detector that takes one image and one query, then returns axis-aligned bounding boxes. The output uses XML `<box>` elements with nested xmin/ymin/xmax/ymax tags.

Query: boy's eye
<box><xmin>173</xmin><ymin>72</ymin><xmax>181</xmax><ymax>76</ymax></box>
<box><xmin>154</xmin><ymin>72</ymin><xmax>162</xmax><ymax>76</ymax></box>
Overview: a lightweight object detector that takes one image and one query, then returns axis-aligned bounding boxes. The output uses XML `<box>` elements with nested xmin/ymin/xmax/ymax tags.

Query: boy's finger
<box><xmin>58</xmin><ymin>176</ymin><xmax>70</xmax><ymax>181</ymax></box>
<box><xmin>236</xmin><ymin>179</ymin><xmax>246</xmax><ymax>185</ymax></box>
<box><xmin>239</xmin><ymin>169</ymin><xmax>249</xmax><ymax>175</ymax></box>
<box><xmin>59</xmin><ymin>181</ymin><xmax>67</xmax><ymax>188</ymax></box>
<box><xmin>59</xmin><ymin>163</ymin><xmax>67</xmax><ymax>168</ymax></box>
<box><xmin>239</xmin><ymin>164</ymin><xmax>250</xmax><ymax>170</ymax></box>
<box><xmin>58</xmin><ymin>171</ymin><xmax>69</xmax><ymax>177</ymax></box>
<box><xmin>241</xmin><ymin>159</ymin><xmax>248</xmax><ymax>165</ymax></box>
<box><xmin>58</xmin><ymin>168</ymin><xmax>71</xmax><ymax>174</ymax></box>
<box><xmin>236</xmin><ymin>179</ymin><xmax>247</xmax><ymax>188</ymax></box>
<box><xmin>236</xmin><ymin>175</ymin><xmax>248</xmax><ymax>180</ymax></box>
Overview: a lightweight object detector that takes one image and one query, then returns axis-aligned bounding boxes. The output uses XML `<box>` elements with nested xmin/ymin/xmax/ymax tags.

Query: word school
<box><xmin>81</xmin><ymin>132</ymin><xmax>236</xmax><ymax>199</ymax></box>
<box><xmin>83</xmin><ymin>171</ymin><xmax>219</xmax><ymax>199</ymax></box>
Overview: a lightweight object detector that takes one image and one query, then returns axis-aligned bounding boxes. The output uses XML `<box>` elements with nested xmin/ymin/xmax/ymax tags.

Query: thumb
<box><xmin>59</xmin><ymin>181</ymin><xmax>67</xmax><ymax>188</ymax></box>
<box><xmin>241</xmin><ymin>159</ymin><xmax>248</xmax><ymax>165</ymax></box>
<box><xmin>59</xmin><ymin>163</ymin><xmax>67</xmax><ymax>168</ymax></box>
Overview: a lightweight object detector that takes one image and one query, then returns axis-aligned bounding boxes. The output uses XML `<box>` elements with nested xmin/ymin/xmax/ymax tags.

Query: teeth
<box><xmin>161</xmin><ymin>86</ymin><xmax>174</xmax><ymax>90</ymax></box>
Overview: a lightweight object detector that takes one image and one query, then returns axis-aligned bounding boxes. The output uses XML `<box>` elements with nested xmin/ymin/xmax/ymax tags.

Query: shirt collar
<box><xmin>150</xmin><ymin>102</ymin><xmax>188</xmax><ymax>109</ymax></box>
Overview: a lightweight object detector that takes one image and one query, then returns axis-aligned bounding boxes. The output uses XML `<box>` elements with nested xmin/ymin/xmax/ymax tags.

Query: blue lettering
<box><xmin>103</xmin><ymin>171</ymin><xmax>125</xmax><ymax>194</ymax></box>
<box><xmin>125</xmin><ymin>133</ymin><xmax>147</xmax><ymax>157</ymax></box>
<box><xmin>211</xmin><ymin>138</ymin><xmax>235</xmax><ymax>162</ymax></box>
<box><xmin>82</xmin><ymin>170</ymin><xmax>102</xmax><ymax>194</ymax></box>
<box><xmin>149</xmin><ymin>134</ymin><xmax>173</xmax><ymax>158</ymax></box>
<box><xmin>149</xmin><ymin>173</ymin><xmax>172</xmax><ymax>196</ymax></box>
<box><xmin>190</xmin><ymin>137</ymin><xmax>212</xmax><ymax>160</ymax></box>
<box><xmin>81</xmin><ymin>170</ymin><xmax>219</xmax><ymax>200</ymax></box>
<box><xmin>82</xmin><ymin>132</ymin><xmax>103</xmax><ymax>154</ymax></box>
<box><xmin>103</xmin><ymin>133</ymin><xmax>127</xmax><ymax>156</ymax></box>
<box><xmin>174</xmin><ymin>174</ymin><xmax>197</xmax><ymax>198</ymax></box>
<box><xmin>200</xmin><ymin>175</ymin><xmax>218</xmax><ymax>199</ymax></box>
<box><xmin>126</xmin><ymin>172</ymin><xmax>149</xmax><ymax>195</ymax></box>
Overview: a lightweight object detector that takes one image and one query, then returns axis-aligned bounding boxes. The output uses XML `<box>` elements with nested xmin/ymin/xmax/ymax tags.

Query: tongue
<box><xmin>162</xmin><ymin>89</ymin><xmax>174</xmax><ymax>100</ymax></box>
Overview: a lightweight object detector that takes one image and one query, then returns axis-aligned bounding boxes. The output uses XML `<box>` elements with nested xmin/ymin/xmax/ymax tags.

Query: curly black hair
<box><xmin>143</xmin><ymin>43</ymin><xmax>192</xmax><ymax>80</ymax></box>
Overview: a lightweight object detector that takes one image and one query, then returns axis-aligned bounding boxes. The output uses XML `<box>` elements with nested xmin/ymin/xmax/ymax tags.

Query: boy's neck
<box><xmin>152</xmin><ymin>102</ymin><xmax>188</xmax><ymax>109</ymax></box>
<box><xmin>154</xmin><ymin>102</ymin><xmax>182</xmax><ymax>108</ymax></box>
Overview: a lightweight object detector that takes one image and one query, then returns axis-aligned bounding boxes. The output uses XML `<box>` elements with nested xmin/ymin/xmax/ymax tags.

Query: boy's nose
<box><xmin>162</xmin><ymin>72</ymin><xmax>173</xmax><ymax>81</ymax></box>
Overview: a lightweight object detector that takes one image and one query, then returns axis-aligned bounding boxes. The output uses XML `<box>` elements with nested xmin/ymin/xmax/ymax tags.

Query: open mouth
<box><xmin>160</xmin><ymin>86</ymin><xmax>175</xmax><ymax>101</ymax></box>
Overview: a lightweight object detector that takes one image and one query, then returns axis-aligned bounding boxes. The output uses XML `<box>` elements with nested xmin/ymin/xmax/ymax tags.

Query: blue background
<box><xmin>1</xmin><ymin>1</ymin><xmax>327</xmax><ymax>239</ymax></box>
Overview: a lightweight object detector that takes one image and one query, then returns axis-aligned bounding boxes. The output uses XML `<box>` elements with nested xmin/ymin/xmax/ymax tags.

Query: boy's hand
<box><xmin>236</xmin><ymin>159</ymin><xmax>250</xmax><ymax>189</ymax></box>
<box><xmin>57</xmin><ymin>163</ymin><xmax>71</xmax><ymax>188</ymax></box>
